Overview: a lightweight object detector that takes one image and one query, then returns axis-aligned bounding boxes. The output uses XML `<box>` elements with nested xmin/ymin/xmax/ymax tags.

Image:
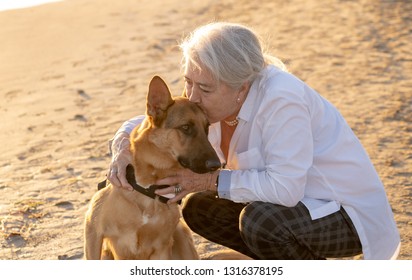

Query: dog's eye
<box><xmin>179</xmin><ymin>124</ymin><xmax>193</xmax><ymax>135</ymax></box>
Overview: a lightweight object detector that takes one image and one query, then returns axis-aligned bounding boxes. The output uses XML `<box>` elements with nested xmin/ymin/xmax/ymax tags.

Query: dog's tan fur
<box><xmin>84</xmin><ymin>76</ymin><xmax>220</xmax><ymax>259</ymax></box>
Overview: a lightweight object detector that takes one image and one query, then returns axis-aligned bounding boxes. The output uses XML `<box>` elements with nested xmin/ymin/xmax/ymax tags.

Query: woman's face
<box><xmin>183</xmin><ymin>62</ymin><xmax>246</xmax><ymax>124</ymax></box>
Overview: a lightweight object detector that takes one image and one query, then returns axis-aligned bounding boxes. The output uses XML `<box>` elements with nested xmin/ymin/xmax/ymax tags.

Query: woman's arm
<box><xmin>107</xmin><ymin>115</ymin><xmax>145</xmax><ymax>190</ymax></box>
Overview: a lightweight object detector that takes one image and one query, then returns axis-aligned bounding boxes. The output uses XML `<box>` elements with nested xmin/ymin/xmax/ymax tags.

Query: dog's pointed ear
<box><xmin>147</xmin><ymin>76</ymin><xmax>174</xmax><ymax>125</ymax></box>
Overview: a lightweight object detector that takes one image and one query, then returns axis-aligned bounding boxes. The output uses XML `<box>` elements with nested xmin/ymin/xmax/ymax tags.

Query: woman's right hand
<box><xmin>107</xmin><ymin>133</ymin><xmax>134</xmax><ymax>191</ymax></box>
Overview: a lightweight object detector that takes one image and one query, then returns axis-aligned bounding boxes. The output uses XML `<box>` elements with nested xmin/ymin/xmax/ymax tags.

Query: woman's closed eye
<box><xmin>199</xmin><ymin>85</ymin><xmax>213</xmax><ymax>94</ymax></box>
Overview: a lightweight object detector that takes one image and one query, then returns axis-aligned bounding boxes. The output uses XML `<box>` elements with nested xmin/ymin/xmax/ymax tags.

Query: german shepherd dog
<box><xmin>84</xmin><ymin>76</ymin><xmax>221</xmax><ymax>259</ymax></box>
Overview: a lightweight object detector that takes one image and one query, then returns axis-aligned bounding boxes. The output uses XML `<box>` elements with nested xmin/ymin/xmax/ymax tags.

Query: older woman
<box><xmin>107</xmin><ymin>22</ymin><xmax>400</xmax><ymax>260</ymax></box>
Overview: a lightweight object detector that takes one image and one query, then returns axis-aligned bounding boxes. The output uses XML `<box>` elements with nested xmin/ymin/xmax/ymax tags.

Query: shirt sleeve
<box><xmin>108</xmin><ymin>115</ymin><xmax>146</xmax><ymax>155</ymax></box>
<box><xmin>114</xmin><ymin>115</ymin><xmax>146</xmax><ymax>136</ymax></box>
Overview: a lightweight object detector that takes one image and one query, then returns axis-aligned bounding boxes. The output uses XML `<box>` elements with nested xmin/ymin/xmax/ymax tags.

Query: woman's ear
<box><xmin>238</xmin><ymin>81</ymin><xmax>251</xmax><ymax>101</ymax></box>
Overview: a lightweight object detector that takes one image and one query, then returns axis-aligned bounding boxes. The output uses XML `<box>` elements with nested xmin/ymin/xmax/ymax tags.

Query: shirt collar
<box><xmin>238</xmin><ymin>65</ymin><xmax>282</xmax><ymax>123</ymax></box>
<box><xmin>237</xmin><ymin>77</ymin><xmax>258</xmax><ymax>123</ymax></box>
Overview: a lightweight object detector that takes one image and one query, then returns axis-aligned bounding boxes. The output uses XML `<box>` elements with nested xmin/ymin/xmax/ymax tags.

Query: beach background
<box><xmin>0</xmin><ymin>0</ymin><xmax>410</xmax><ymax>260</ymax></box>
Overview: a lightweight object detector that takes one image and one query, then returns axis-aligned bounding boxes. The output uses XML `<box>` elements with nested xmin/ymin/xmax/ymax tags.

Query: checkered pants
<box><xmin>182</xmin><ymin>191</ymin><xmax>362</xmax><ymax>259</ymax></box>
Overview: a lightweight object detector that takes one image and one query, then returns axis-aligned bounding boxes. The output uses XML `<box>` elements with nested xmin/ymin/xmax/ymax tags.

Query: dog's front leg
<box><xmin>84</xmin><ymin>223</ymin><xmax>104</xmax><ymax>260</ymax></box>
<box><xmin>171</xmin><ymin>221</ymin><xmax>199</xmax><ymax>259</ymax></box>
<box><xmin>148</xmin><ymin>248</ymin><xmax>173</xmax><ymax>260</ymax></box>
<box><xmin>142</xmin><ymin>237</ymin><xmax>173</xmax><ymax>260</ymax></box>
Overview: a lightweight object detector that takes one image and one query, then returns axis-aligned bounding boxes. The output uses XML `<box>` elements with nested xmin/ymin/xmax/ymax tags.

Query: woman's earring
<box><xmin>237</xmin><ymin>97</ymin><xmax>241</xmax><ymax>103</ymax></box>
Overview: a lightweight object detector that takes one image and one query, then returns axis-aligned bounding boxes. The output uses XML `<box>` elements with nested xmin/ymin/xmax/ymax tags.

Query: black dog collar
<box><xmin>125</xmin><ymin>165</ymin><xmax>175</xmax><ymax>204</ymax></box>
<box><xmin>97</xmin><ymin>165</ymin><xmax>180</xmax><ymax>204</ymax></box>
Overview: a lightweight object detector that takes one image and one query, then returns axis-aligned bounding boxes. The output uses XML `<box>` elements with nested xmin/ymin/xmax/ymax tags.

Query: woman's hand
<box><xmin>107</xmin><ymin>132</ymin><xmax>134</xmax><ymax>191</ymax></box>
<box><xmin>154</xmin><ymin>169</ymin><xmax>220</xmax><ymax>204</ymax></box>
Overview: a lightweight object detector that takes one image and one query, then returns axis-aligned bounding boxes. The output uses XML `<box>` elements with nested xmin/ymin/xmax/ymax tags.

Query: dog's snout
<box><xmin>206</xmin><ymin>159</ymin><xmax>221</xmax><ymax>171</ymax></box>
<box><xmin>178</xmin><ymin>155</ymin><xmax>221</xmax><ymax>174</ymax></box>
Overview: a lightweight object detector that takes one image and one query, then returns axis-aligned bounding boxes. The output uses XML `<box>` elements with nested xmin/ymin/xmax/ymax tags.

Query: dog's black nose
<box><xmin>206</xmin><ymin>159</ymin><xmax>221</xmax><ymax>171</ymax></box>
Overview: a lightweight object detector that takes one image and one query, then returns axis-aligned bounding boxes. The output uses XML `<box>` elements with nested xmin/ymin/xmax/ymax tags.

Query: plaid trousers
<box><xmin>182</xmin><ymin>191</ymin><xmax>362</xmax><ymax>259</ymax></box>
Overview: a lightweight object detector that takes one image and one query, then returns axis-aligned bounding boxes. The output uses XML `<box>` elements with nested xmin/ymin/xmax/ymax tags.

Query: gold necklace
<box><xmin>224</xmin><ymin>118</ymin><xmax>239</xmax><ymax>126</ymax></box>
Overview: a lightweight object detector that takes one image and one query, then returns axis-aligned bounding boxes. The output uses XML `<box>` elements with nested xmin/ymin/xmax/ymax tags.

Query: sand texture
<box><xmin>0</xmin><ymin>0</ymin><xmax>411</xmax><ymax>259</ymax></box>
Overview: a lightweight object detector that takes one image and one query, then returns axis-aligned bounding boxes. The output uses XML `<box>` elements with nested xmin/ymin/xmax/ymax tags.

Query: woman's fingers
<box><xmin>107</xmin><ymin>166</ymin><xmax>121</xmax><ymax>187</ymax></box>
<box><xmin>117</xmin><ymin>166</ymin><xmax>133</xmax><ymax>191</ymax></box>
<box><xmin>154</xmin><ymin>186</ymin><xmax>188</xmax><ymax>204</ymax></box>
<box><xmin>107</xmin><ymin>149</ymin><xmax>134</xmax><ymax>191</ymax></box>
<box><xmin>155</xmin><ymin>176</ymin><xmax>178</xmax><ymax>186</ymax></box>
<box><xmin>167</xmin><ymin>191</ymin><xmax>188</xmax><ymax>204</ymax></box>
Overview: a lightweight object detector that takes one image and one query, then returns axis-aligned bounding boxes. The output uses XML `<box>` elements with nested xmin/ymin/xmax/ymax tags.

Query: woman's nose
<box><xmin>188</xmin><ymin>86</ymin><xmax>200</xmax><ymax>103</ymax></box>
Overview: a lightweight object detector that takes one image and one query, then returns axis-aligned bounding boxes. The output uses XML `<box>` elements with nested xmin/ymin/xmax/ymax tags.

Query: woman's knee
<box><xmin>181</xmin><ymin>192</ymin><xmax>210</xmax><ymax>222</ymax></box>
<box><xmin>240</xmin><ymin>202</ymin><xmax>295</xmax><ymax>245</ymax></box>
<box><xmin>239</xmin><ymin>202</ymin><xmax>315</xmax><ymax>259</ymax></box>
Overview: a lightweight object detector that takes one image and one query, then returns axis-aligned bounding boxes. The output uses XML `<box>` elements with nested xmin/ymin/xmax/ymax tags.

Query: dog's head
<box><xmin>143</xmin><ymin>76</ymin><xmax>221</xmax><ymax>174</ymax></box>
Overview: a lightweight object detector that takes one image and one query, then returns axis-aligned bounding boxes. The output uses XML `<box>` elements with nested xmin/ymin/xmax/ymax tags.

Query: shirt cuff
<box><xmin>217</xmin><ymin>169</ymin><xmax>232</xmax><ymax>200</ymax></box>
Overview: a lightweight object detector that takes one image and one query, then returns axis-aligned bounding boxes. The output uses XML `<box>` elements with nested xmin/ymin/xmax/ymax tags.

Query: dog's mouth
<box><xmin>178</xmin><ymin>156</ymin><xmax>221</xmax><ymax>174</ymax></box>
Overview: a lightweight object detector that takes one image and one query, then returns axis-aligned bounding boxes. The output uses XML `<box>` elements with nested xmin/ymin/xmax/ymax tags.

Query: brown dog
<box><xmin>84</xmin><ymin>76</ymin><xmax>221</xmax><ymax>259</ymax></box>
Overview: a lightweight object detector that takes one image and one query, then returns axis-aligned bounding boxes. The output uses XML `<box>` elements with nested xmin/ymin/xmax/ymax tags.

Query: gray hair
<box><xmin>180</xmin><ymin>22</ymin><xmax>286</xmax><ymax>89</ymax></box>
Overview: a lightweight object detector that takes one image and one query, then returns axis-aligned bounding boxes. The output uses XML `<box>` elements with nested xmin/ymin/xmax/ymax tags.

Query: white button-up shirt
<box><xmin>115</xmin><ymin>65</ymin><xmax>400</xmax><ymax>260</ymax></box>
<box><xmin>212</xmin><ymin>66</ymin><xmax>400</xmax><ymax>260</ymax></box>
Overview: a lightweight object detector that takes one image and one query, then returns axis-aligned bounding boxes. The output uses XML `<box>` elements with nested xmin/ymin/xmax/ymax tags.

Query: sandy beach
<box><xmin>0</xmin><ymin>0</ymin><xmax>410</xmax><ymax>260</ymax></box>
